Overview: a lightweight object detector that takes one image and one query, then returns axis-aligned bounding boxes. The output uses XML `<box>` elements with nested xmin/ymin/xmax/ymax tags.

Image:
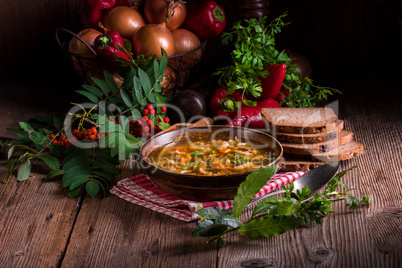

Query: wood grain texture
<box><xmin>61</xmin><ymin>190</ymin><xmax>218</xmax><ymax>266</ymax></box>
<box><xmin>0</xmin><ymin>84</ymin><xmax>80</xmax><ymax>267</ymax></box>
<box><xmin>59</xmin><ymin>162</ymin><xmax>217</xmax><ymax>267</ymax></box>
<box><xmin>341</xmin><ymin>75</ymin><xmax>402</xmax><ymax>256</ymax></box>
<box><xmin>0</xmin><ymin>166</ymin><xmax>82</xmax><ymax>267</ymax></box>
<box><xmin>1</xmin><ymin>75</ymin><xmax>401</xmax><ymax>267</ymax></box>
<box><xmin>215</xmin><ymin>75</ymin><xmax>402</xmax><ymax>267</ymax></box>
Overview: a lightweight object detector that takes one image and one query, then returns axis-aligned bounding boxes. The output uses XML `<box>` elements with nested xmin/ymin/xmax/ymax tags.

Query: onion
<box><xmin>103</xmin><ymin>6</ymin><xmax>146</xmax><ymax>40</ymax></box>
<box><xmin>286</xmin><ymin>49</ymin><xmax>312</xmax><ymax>78</ymax></box>
<box><xmin>160</xmin><ymin>66</ymin><xmax>177</xmax><ymax>95</ymax></box>
<box><xmin>68</xmin><ymin>28</ymin><xmax>102</xmax><ymax>73</ymax></box>
<box><xmin>144</xmin><ymin>0</ymin><xmax>187</xmax><ymax>31</ymax></box>
<box><xmin>132</xmin><ymin>23</ymin><xmax>176</xmax><ymax>58</ymax></box>
<box><xmin>169</xmin><ymin>29</ymin><xmax>202</xmax><ymax>71</ymax></box>
<box><xmin>172</xmin><ymin>29</ymin><xmax>200</xmax><ymax>55</ymax></box>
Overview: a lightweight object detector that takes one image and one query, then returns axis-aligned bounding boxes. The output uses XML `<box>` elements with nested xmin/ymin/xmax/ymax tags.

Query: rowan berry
<box><xmin>142</xmin><ymin>109</ymin><xmax>149</xmax><ymax>116</ymax></box>
<box><xmin>146</xmin><ymin>104</ymin><xmax>153</xmax><ymax>110</ymax></box>
<box><xmin>147</xmin><ymin>120</ymin><xmax>153</xmax><ymax>126</ymax></box>
<box><xmin>143</xmin><ymin>126</ymin><xmax>149</xmax><ymax>133</ymax></box>
<box><xmin>78</xmin><ymin>130</ymin><xmax>86</xmax><ymax>139</ymax></box>
<box><xmin>72</xmin><ymin>129</ymin><xmax>78</xmax><ymax>136</ymax></box>
<box><xmin>149</xmin><ymin>109</ymin><xmax>155</xmax><ymax>115</ymax></box>
<box><xmin>161</xmin><ymin>106</ymin><xmax>167</xmax><ymax>112</ymax></box>
<box><xmin>136</xmin><ymin>120</ymin><xmax>142</xmax><ymax>126</ymax></box>
<box><xmin>163</xmin><ymin>117</ymin><xmax>170</xmax><ymax>123</ymax></box>
<box><xmin>91</xmin><ymin>127</ymin><xmax>97</xmax><ymax>134</ymax></box>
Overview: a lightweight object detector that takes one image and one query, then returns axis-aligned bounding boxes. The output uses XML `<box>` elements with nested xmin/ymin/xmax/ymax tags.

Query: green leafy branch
<box><xmin>5</xmin><ymin>117</ymin><xmax>64</xmax><ymax>183</ymax></box>
<box><xmin>4</xmin><ymin>52</ymin><xmax>171</xmax><ymax>198</ymax></box>
<box><xmin>192</xmin><ymin>165</ymin><xmax>371</xmax><ymax>247</ymax></box>
<box><xmin>215</xmin><ymin>12</ymin><xmax>341</xmax><ymax>107</ymax></box>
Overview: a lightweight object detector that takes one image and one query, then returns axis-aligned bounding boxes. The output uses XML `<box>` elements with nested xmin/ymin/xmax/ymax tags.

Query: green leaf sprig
<box><xmin>192</xmin><ymin>165</ymin><xmax>371</xmax><ymax>247</ymax></box>
<box><xmin>214</xmin><ymin>12</ymin><xmax>342</xmax><ymax>107</ymax></box>
<box><xmin>4</xmin><ymin>51</ymin><xmax>171</xmax><ymax>198</ymax></box>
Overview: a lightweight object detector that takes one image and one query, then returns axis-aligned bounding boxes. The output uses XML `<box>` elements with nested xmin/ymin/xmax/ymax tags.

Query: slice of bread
<box><xmin>279</xmin><ymin>161</ymin><xmax>325</xmax><ymax>172</ymax></box>
<box><xmin>262</xmin><ymin>107</ymin><xmax>339</xmax><ymax>134</ymax></box>
<box><xmin>282</xmin><ymin>130</ymin><xmax>353</xmax><ymax>155</ymax></box>
<box><xmin>312</xmin><ymin>141</ymin><xmax>365</xmax><ymax>162</ymax></box>
<box><xmin>273</xmin><ymin>120</ymin><xmax>344</xmax><ymax>144</ymax></box>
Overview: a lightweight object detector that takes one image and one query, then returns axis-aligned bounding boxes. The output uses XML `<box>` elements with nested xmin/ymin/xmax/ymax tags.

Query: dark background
<box><xmin>0</xmin><ymin>0</ymin><xmax>400</xmax><ymax>90</ymax></box>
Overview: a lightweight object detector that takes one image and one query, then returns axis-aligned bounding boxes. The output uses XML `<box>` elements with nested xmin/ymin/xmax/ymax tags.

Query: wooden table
<box><xmin>0</xmin><ymin>75</ymin><xmax>401</xmax><ymax>267</ymax></box>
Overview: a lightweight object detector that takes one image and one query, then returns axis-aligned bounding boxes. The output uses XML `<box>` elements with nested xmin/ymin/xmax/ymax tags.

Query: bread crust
<box><xmin>272</xmin><ymin>120</ymin><xmax>344</xmax><ymax>144</ymax></box>
<box><xmin>262</xmin><ymin>108</ymin><xmax>339</xmax><ymax>134</ymax></box>
<box><xmin>312</xmin><ymin>141</ymin><xmax>365</xmax><ymax>162</ymax></box>
<box><xmin>261</xmin><ymin>108</ymin><xmax>365</xmax><ymax>172</ymax></box>
<box><xmin>282</xmin><ymin>130</ymin><xmax>353</xmax><ymax>155</ymax></box>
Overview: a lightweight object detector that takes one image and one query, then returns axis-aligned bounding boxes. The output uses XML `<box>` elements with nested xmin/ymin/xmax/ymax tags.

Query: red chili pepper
<box><xmin>209</xmin><ymin>87</ymin><xmax>245</xmax><ymax>124</ymax></box>
<box><xmin>257</xmin><ymin>64</ymin><xmax>287</xmax><ymax>100</ymax></box>
<box><xmin>182</xmin><ymin>1</ymin><xmax>226</xmax><ymax>39</ymax></box>
<box><xmin>80</xmin><ymin>0</ymin><xmax>116</xmax><ymax>28</ymax></box>
<box><xmin>94</xmin><ymin>30</ymin><xmax>130</xmax><ymax>60</ymax></box>
<box><xmin>226</xmin><ymin>98</ymin><xmax>281</xmax><ymax>129</ymax></box>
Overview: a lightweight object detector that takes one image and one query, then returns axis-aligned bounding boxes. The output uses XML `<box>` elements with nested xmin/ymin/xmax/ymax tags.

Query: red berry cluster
<box><xmin>50</xmin><ymin>127</ymin><xmax>101</xmax><ymax>148</ymax></box>
<box><xmin>72</xmin><ymin>127</ymin><xmax>100</xmax><ymax>141</ymax></box>
<box><xmin>129</xmin><ymin>104</ymin><xmax>170</xmax><ymax>138</ymax></box>
<box><xmin>50</xmin><ymin>133</ymin><xmax>72</xmax><ymax>148</ymax></box>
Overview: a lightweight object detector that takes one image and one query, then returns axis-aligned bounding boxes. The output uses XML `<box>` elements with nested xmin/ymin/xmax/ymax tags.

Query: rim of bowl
<box><xmin>139</xmin><ymin>126</ymin><xmax>284</xmax><ymax>179</ymax></box>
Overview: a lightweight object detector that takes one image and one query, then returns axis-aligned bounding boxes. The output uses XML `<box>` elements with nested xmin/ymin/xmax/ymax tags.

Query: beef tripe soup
<box><xmin>147</xmin><ymin>137</ymin><xmax>277</xmax><ymax>176</ymax></box>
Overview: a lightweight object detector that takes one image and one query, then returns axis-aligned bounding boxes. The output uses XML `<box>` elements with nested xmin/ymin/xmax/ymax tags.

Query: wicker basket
<box><xmin>55</xmin><ymin>28</ymin><xmax>205</xmax><ymax>94</ymax></box>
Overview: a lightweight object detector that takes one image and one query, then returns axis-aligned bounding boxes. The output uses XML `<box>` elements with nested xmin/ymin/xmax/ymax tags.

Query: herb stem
<box><xmin>206</xmin><ymin>228</ymin><xmax>238</xmax><ymax>244</ymax></box>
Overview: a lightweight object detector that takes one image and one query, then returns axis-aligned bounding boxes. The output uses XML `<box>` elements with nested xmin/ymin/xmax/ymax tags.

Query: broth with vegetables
<box><xmin>147</xmin><ymin>137</ymin><xmax>277</xmax><ymax>176</ymax></box>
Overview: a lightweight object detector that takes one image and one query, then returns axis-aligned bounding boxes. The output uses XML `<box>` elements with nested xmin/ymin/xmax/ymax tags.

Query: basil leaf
<box><xmin>232</xmin><ymin>165</ymin><xmax>277</xmax><ymax>218</ymax></box>
<box><xmin>195</xmin><ymin>207</ymin><xmax>230</xmax><ymax>220</ymax></box>
<box><xmin>253</xmin><ymin>197</ymin><xmax>296</xmax><ymax>216</ymax></box>
<box><xmin>238</xmin><ymin>214</ymin><xmax>300</xmax><ymax>238</ymax></box>
<box><xmin>214</xmin><ymin>215</ymin><xmax>243</xmax><ymax>228</ymax></box>
<box><xmin>191</xmin><ymin>220</ymin><xmax>228</xmax><ymax>237</ymax></box>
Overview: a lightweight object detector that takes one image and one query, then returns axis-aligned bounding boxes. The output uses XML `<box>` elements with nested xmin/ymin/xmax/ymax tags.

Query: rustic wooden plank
<box><xmin>214</xmin><ymin>75</ymin><xmax>402</xmax><ymax>267</ymax></box>
<box><xmin>61</xmin><ymin>163</ymin><xmax>218</xmax><ymax>267</ymax></box>
<box><xmin>0</xmin><ymin>84</ymin><xmax>81</xmax><ymax>267</ymax></box>
<box><xmin>61</xmin><ymin>195</ymin><xmax>218</xmax><ymax>267</ymax></box>
<box><xmin>341</xmin><ymin>75</ymin><xmax>402</xmax><ymax>258</ymax></box>
<box><xmin>0</xmin><ymin>163</ymin><xmax>82</xmax><ymax>267</ymax></box>
<box><xmin>2</xmin><ymin>74</ymin><xmax>401</xmax><ymax>267</ymax></box>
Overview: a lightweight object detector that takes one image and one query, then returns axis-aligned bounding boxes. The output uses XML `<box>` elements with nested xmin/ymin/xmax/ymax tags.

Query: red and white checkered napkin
<box><xmin>110</xmin><ymin>171</ymin><xmax>305</xmax><ymax>222</ymax></box>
